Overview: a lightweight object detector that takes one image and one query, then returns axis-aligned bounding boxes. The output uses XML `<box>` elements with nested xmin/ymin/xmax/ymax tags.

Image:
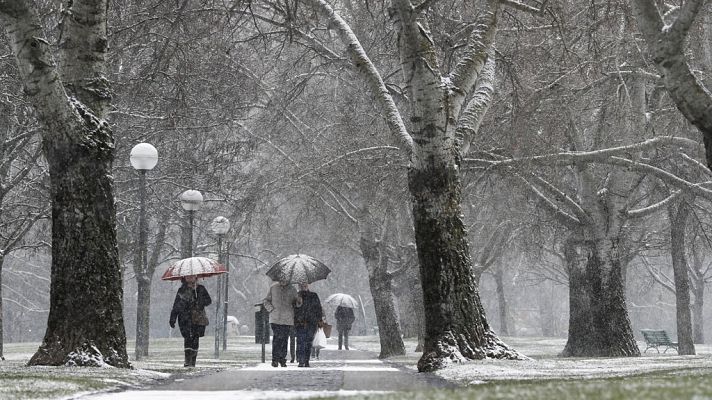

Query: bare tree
<box><xmin>0</xmin><ymin>1</ymin><xmax>130</xmax><ymax>367</ymax></box>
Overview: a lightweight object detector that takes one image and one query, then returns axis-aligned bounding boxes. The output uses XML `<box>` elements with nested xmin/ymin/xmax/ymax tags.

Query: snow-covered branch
<box><xmin>457</xmin><ymin>53</ymin><xmax>495</xmax><ymax>156</ymax></box>
<box><xmin>626</xmin><ymin>191</ymin><xmax>681</xmax><ymax>219</ymax></box>
<box><xmin>511</xmin><ymin>172</ymin><xmax>582</xmax><ymax>230</ymax></box>
<box><xmin>305</xmin><ymin>0</ymin><xmax>414</xmax><ymax>159</ymax></box>
<box><xmin>448</xmin><ymin>0</ymin><xmax>498</xmax><ymax>116</ymax></box>
<box><xmin>465</xmin><ymin>136</ymin><xmax>701</xmax><ymax>168</ymax></box>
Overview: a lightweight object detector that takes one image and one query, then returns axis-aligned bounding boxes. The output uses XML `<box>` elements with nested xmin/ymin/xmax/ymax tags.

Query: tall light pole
<box><xmin>211</xmin><ymin>216</ymin><xmax>230</xmax><ymax>358</ymax></box>
<box><xmin>129</xmin><ymin>143</ymin><xmax>158</xmax><ymax>361</ymax></box>
<box><xmin>180</xmin><ymin>190</ymin><xmax>203</xmax><ymax>258</ymax></box>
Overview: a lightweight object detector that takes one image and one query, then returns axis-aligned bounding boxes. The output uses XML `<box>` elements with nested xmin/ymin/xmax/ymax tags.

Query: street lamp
<box><xmin>130</xmin><ymin>143</ymin><xmax>158</xmax><ymax>361</ymax></box>
<box><xmin>211</xmin><ymin>216</ymin><xmax>230</xmax><ymax>358</ymax></box>
<box><xmin>180</xmin><ymin>190</ymin><xmax>203</xmax><ymax>258</ymax></box>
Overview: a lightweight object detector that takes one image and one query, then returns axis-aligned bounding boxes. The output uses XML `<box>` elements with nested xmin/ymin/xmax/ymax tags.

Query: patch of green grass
<box><xmin>328</xmin><ymin>369</ymin><xmax>712</xmax><ymax>400</ymax></box>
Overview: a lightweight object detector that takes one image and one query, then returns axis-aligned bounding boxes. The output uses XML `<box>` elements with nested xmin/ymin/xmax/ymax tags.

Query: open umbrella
<box><xmin>325</xmin><ymin>293</ymin><xmax>358</xmax><ymax>308</ymax></box>
<box><xmin>161</xmin><ymin>256</ymin><xmax>227</xmax><ymax>281</ymax></box>
<box><xmin>266</xmin><ymin>254</ymin><xmax>331</xmax><ymax>284</ymax></box>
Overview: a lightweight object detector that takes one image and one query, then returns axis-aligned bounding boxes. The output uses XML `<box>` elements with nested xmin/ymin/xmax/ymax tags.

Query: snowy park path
<box><xmin>82</xmin><ymin>344</ymin><xmax>454</xmax><ymax>399</ymax></box>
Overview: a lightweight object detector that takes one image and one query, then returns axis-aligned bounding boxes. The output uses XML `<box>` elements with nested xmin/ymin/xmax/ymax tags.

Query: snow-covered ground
<box><xmin>2</xmin><ymin>335</ymin><xmax>712</xmax><ymax>399</ymax></box>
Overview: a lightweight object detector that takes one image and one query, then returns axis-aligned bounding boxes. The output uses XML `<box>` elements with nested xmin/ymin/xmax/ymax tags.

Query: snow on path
<box><xmin>83</xmin><ymin>389</ymin><xmax>391</xmax><ymax>400</ymax></box>
<box><xmin>80</xmin><ymin>349</ymin><xmax>404</xmax><ymax>399</ymax></box>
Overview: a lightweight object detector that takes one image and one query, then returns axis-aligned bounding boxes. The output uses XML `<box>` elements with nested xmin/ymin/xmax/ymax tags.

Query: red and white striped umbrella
<box><xmin>161</xmin><ymin>257</ymin><xmax>227</xmax><ymax>281</ymax></box>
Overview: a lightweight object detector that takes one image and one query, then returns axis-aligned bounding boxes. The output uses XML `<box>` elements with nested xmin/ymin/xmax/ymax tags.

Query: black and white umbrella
<box><xmin>265</xmin><ymin>254</ymin><xmax>331</xmax><ymax>284</ymax></box>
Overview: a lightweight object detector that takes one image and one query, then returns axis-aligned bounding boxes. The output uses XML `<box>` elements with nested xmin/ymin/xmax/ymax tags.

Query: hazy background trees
<box><xmin>3</xmin><ymin>0</ymin><xmax>712</xmax><ymax>370</ymax></box>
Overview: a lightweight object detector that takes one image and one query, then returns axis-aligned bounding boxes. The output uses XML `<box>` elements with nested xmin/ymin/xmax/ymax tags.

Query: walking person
<box><xmin>294</xmin><ymin>282</ymin><xmax>324</xmax><ymax>367</ymax></box>
<box><xmin>263</xmin><ymin>279</ymin><xmax>299</xmax><ymax>367</ymax></box>
<box><xmin>169</xmin><ymin>275</ymin><xmax>212</xmax><ymax>367</ymax></box>
<box><xmin>335</xmin><ymin>305</ymin><xmax>355</xmax><ymax>350</ymax></box>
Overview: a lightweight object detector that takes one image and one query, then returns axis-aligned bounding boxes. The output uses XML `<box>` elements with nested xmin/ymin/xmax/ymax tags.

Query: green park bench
<box><xmin>641</xmin><ymin>329</ymin><xmax>678</xmax><ymax>354</ymax></box>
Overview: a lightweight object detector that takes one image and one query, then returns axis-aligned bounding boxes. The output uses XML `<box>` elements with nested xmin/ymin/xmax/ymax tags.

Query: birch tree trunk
<box><xmin>0</xmin><ymin>1</ymin><xmax>130</xmax><ymax>367</ymax></box>
<box><xmin>308</xmin><ymin>0</ymin><xmax>521</xmax><ymax>371</ymax></box>
<box><xmin>632</xmin><ymin>0</ymin><xmax>712</xmax><ymax>168</ymax></box>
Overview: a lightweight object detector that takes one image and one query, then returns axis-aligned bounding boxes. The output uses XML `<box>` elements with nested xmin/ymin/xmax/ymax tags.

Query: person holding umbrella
<box><xmin>263</xmin><ymin>279</ymin><xmax>299</xmax><ymax>367</ymax></box>
<box><xmin>264</xmin><ymin>254</ymin><xmax>331</xmax><ymax>367</ymax></box>
<box><xmin>294</xmin><ymin>282</ymin><xmax>324</xmax><ymax>367</ymax></box>
<box><xmin>169</xmin><ymin>275</ymin><xmax>212</xmax><ymax>367</ymax></box>
<box><xmin>335</xmin><ymin>305</ymin><xmax>356</xmax><ymax>350</ymax></box>
<box><xmin>325</xmin><ymin>293</ymin><xmax>358</xmax><ymax>350</ymax></box>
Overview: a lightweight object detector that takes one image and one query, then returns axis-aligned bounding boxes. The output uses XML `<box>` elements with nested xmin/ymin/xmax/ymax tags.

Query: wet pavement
<box><xmin>161</xmin><ymin>347</ymin><xmax>449</xmax><ymax>392</ymax></box>
<box><xmin>83</xmin><ymin>344</ymin><xmax>454</xmax><ymax>399</ymax></box>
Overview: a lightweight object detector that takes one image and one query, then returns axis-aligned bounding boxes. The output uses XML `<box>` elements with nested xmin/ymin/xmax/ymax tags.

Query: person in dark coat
<box><xmin>294</xmin><ymin>282</ymin><xmax>324</xmax><ymax>367</ymax></box>
<box><xmin>335</xmin><ymin>305</ymin><xmax>356</xmax><ymax>350</ymax></box>
<box><xmin>170</xmin><ymin>275</ymin><xmax>212</xmax><ymax>367</ymax></box>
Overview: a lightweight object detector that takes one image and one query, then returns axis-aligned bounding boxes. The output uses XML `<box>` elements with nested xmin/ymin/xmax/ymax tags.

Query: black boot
<box><xmin>190</xmin><ymin>350</ymin><xmax>197</xmax><ymax>367</ymax></box>
<box><xmin>184</xmin><ymin>350</ymin><xmax>192</xmax><ymax>367</ymax></box>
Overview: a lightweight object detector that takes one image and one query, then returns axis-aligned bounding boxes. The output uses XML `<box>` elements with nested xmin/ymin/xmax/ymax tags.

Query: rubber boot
<box><xmin>190</xmin><ymin>350</ymin><xmax>197</xmax><ymax>367</ymax></box>
<box><xmin>184</xmin><ymin>349</ymin><xmax>192</xmax><ymax>367</ymax></box>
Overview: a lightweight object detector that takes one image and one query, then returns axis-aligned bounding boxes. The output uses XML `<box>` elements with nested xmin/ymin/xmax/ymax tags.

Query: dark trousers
<box><xmin>183</xmin><ymin>334</ymin><xmax>199</xmax><ymax>351</ymax></box>
<box><xmin>295</xmin><ymin>324</ymin><xmax>317</xmax><ymax>364</ymax></box>
<box><xmin>271</xmin><ymin>323</ymin><xmax>290</xmax><ymax>363</ymax></box>
<box><xmin>338</xmin><ymin>329</ymin><xmax>350</xmax><ymax>349</ymax></box>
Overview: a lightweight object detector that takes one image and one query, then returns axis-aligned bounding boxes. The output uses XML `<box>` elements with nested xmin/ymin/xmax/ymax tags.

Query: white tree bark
<box><xmin>632</xmin><ymin>0</ymin><xmax>712</xmax><ymax>168</ymax></box>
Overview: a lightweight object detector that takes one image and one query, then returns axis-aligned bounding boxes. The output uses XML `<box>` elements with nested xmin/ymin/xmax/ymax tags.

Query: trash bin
<box><xmin>254</xmin><ymin>304</ymin><xmax>270</xmax><ymax>344</ymax></box>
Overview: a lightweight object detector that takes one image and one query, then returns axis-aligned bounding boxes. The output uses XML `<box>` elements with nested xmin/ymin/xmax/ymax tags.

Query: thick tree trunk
<box><xmin>28</xmin><ymin>142</ymin><xmax>129</xmax><ymax>367</ymax></box>
<box><xmin>0</xmin><ymin>0</ymin><xmax>129</xmax><ymax>368</ymax></box>
<box><xmin>562</xmin><ymin>239</ymin><xmax>639</xmax><ymax>357</ymax></box>
<box><xmin>670</xmin><ymin>203</ymin><xmax>695</xmax><ymax>354</ymax></box>
<box><xmin>494</xmin><ymin>267</ymin><xmax>510</xmax><ymax>335</ymax></box>
<box><xmin>409</xmin><ymin>164</ymin><xmax>520</xmax><ymax>372</ymax></box>
<box><xmin>359</xmin><ymin>235</ymin><xmax>406</xmax><ymax>358</ymax></box>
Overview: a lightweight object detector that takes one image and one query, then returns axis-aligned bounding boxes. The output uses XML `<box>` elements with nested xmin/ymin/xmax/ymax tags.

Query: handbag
<box><xmin>322</xmin><ymin>322</ymin><xmax>332</xmax><ymax>338</ymax></box>
<box><xmin>191</xmin><ymin>307</ymin><xmax>209</xmax><ymax>326</ymax></box>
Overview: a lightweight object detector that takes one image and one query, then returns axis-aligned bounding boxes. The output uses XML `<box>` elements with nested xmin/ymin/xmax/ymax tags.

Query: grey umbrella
<box><xmin>266</xmin><ymin>254</ymin><xmax>331</xmax><ymax>284</ymax></box>
<box><xmin>325</xmin><ymin>293</ymin><xmax>358</xmax><ymax>308</ymax></box>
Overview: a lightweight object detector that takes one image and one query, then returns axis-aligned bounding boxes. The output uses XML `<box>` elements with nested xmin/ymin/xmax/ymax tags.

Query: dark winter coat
<box><xmin>294</xmin><ymin>290</ymin><xmax>323</xmax><ymax>327</ymax></box>
<box><xmin>170</xmin><ymin>283</ymin><xmax>212</xmax><ymax>338</ymax></box>
<box><xmin>335</xmin><ymin>306</ymin><xmax>355</xmax><ymax>331</ymax></box>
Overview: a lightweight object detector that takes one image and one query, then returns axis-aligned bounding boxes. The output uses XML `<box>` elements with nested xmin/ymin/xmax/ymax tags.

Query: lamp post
<box><xmin>129</xmin><ymin>143</ymin><xmax>158</xmax><ymax>361</ymax></box>
<box><xmin>180</xmin><ymin>190</ymin><xmax>203</xmax><ymax>258</ymax></box>
<box><xmin>211</xmin><ymin>216</ymin><xmax>230</xmax><ymax>358</ymax></box>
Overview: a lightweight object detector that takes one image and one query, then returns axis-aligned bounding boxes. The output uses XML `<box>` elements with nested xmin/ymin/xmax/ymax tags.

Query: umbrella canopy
<box><xmin>161</xmin><ymin>256</ymin><xmax>227</xmax><ymax>281</ymax></box>
<box><xmin>325</xmin><ymin>293</ymin><xmax>358</xmax><ymax>308</ymax></box>
<box><xmin>265</xmin><ymin>254</ymin><xmax>331</xmax><ymax>284</ymax></box>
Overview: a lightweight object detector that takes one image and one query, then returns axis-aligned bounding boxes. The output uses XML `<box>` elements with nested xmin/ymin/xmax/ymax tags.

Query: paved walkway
<box><xmin>83</xmin><ymin>345</ymin><xmax>453</xmax><ymax>399</ymax></box>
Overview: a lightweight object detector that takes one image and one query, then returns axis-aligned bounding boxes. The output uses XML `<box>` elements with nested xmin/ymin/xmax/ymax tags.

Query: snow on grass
<box><xmin>4</xmin><ymin>335</ymin><xmax>712</xmax><ymax>399</ymax></box>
